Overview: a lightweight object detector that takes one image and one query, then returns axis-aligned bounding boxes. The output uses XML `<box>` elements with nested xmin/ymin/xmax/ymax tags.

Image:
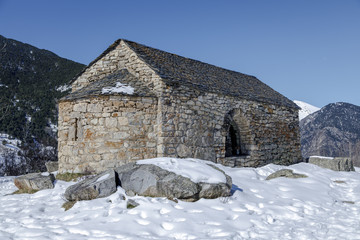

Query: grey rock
<box><xmin>127</xmin><ymin>199</ymin><xmax>139</xmax><ymax>209</ymax></box>
<box><xmin>115</xmin><ymin>163</ymin><xmax>232</xmax><ymax>201</ymax></box>
<box><xmin>64</xmin><ymin>169</ymin><xmax>117</xmax><ymax>201</ymax></box>
<box><xmin>45</xmin><ymin>161</ymin><xmax>59</xmax><ymax>172</ymax></box>
<box><xmin>199</xmin><ymin>164</ymin><xmax>233</xmax><ymax>199</ymax></box>
<box><xmin>14</xmin><ymin>173</ymin><xmax>55</xmax><ymax>191</ymax></box>
<box><xmin>266</xmin><ymin>169</ymin><xmax>308</xmax><ymax>180</ymax></box>
<box><xmin>308</xmin><ymin>156</ymin><xmax>355</xmax><ymax>171</ymax></box>
<box><xmin>116</xmin><ymin>164</ymin><xmax>199</xmax><ymax>200</ymax></box>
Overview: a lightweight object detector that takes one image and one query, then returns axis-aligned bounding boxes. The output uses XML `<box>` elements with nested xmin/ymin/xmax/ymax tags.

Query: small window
<box><xmin>74</xmin><ymin>118</ymin><xmax>78</xmax><ymax>141</ymax></box>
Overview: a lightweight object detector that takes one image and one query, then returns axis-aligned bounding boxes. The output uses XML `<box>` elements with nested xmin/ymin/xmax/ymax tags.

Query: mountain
<box><xmin>294</xmin><ymin>100</ymin><xmax>320</xmax><ymax>121</ymax></box>
<box><xmin>0</xmin><ymin>35</ymin><xmax>85</xmax><ymax>175</ymax></box>
<box><xmin>300</xmin><ymin>102</ymin><xmax>360</xmax><ymax>166</ymax></box>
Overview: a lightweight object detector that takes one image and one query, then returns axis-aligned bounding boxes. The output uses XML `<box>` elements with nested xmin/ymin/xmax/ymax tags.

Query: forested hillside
<box><xmin>0</xmin><ymin>35</ymin><xmax>85</xmax><ymax>174</ymax></box>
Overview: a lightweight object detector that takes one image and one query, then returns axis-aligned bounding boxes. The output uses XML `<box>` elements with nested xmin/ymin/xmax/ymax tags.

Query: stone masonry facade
<box><xmin>58</xmin><ymin>39</ymin><xmax>302</xmax><ymax>174</ymax></box>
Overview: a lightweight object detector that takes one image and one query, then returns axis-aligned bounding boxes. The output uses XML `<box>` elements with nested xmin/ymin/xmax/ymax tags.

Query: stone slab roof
<box><xmin>62</xmin><ymin>69</ymin><xmax>156</xmax><ymax>101</ymax></box>
<box><xmin>72</xmin><ymin>39</ymin><xmax>298</xmax><ymax>109</ymax></box>
<box><xmin>123</xmin><ymin>40</ymin><xmax>298</xmax><ymax>109</ymax></box>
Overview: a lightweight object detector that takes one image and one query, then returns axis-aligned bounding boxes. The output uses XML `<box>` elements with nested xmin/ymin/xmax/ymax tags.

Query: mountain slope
<box><xmin>300</xmin><ymin>102</ymin><xmax>360</xmax><ymax>166</ymax></box>
<box><xmin>294</xmin><ymin>100</ymin><xmax>320</xmax><ymax>121</ymax></box>
<box><xmin>0</xmin><ymin>35</ymin><xmax>85</xmax><ymax>175</ymax></box>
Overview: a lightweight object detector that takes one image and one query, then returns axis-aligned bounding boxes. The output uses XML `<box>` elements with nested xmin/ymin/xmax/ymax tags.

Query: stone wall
<box><xmin>58</xmin><ymin>95</ymin><xmax>158</xmax><ymax>173</ymax></box>
<box><xmin>158</xmin><ymin>83</ymin><xmax>302</xmax><ymax>167</ymax></box>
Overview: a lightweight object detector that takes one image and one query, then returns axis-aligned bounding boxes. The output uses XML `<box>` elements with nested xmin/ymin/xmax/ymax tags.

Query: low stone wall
<box><xmin>308</xmin><ymin>156</ymin><xmax>354</xmax><ymax>171</ymax></box>
<box><xmin>58</xmin><ymin>95</ymin><xmax>158</xmax><ymax>173</ymax></box>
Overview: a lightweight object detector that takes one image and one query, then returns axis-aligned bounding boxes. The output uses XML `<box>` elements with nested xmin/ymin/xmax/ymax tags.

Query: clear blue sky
<box><xmin>1</xmin><ymin>0</ymin><xmax>359</xmax><ymax>107</ymax></box>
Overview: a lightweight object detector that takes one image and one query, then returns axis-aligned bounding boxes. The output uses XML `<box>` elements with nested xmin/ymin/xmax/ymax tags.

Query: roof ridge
<box><xmin>122</xmin><ymin>39</ymin><xmax>257</xmax><ymax>79</ymax></box>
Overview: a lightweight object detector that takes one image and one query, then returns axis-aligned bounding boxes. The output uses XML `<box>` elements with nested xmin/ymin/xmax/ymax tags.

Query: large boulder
<box><xmin>14</xmin><ymin>173</ymin><xmax>55</xmax><ymax>191</ymax></box>
<box><xmin>308</xmin><ymin>156</ymin><xmax>355</xmax><ymax>171</ymax></box>
<box><xmin>63</xmin><ymin>160</ymin><xmax>233</xmax><ymax>202</ymax></box>
<box><xmin>115</xmin><ymin>162</ymin><xmax>232</xmax><ymax>201</ymax></box>
<box><xmin>64</xmin><ymin>169</ymin><xmax>117</xmax><ymax>201</ymax></box>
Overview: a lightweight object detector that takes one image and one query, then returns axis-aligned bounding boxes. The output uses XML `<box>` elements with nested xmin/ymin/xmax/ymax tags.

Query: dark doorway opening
<box><xmin>225</xmin><ymin>122</ymin><xmax>241</xmax><ymax>157</ymax></box>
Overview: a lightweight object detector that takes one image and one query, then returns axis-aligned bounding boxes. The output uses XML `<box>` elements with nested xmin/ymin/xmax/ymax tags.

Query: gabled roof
<box><xmin>62</xmin><ymin>69</ymin><xmax>155</xmax><ymax>101</ymax></box>
<box><xmin>73</xmin><ymin>39</ymin><xmax>298</xmax><ymax>109</ymax></box>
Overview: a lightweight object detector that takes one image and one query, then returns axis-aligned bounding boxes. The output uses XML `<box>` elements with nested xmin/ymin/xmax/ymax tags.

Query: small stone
<box><xmin>127</xmin><ymin>199</ymin><xmax>139</xmax><ymax>209</ymax></box>
<box><xmin>73</xmin><ymin>103</ymin><xmax>87</xmax><ymax>112</ymax></box>
<box><xmin>266</xmin><ymin>169</ymin><xmax>307</xmax><ymax>180</ymax></box>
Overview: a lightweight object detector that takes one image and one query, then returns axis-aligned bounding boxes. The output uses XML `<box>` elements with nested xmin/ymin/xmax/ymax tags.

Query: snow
<box><xmin>101</xmin><ymin>82</ymin><xmax>134</xmax><ymax>95</ymax></box>
<box><xmin>294</xmin><ymin>100</ymin><xmax>321</xmax><ymax>120</ymax></box>
<box><xmin>310</xmin><ymin>156</ymin><xmax>334</xmax><ymax>159</ymax></box>
<box><xmin>56</xmin><ymin>84</ymin><xmax>71</xmax><ymax>92</ymax></box>
<box><xmin>1</xmin><ymin>160</ymin><xmax>360</xmax><ymax>239</ymax></box>
<box><xmin>137</xmin><ymin>158</ymin><xmax>226</xmax><ymax>183</ymax></box>
<box><xmin>48</xmin><ymin>121</ymin><xmax>58</xmax><ymax>133</ymax></box>
<box><xmin>96</xmin><ymin>173</ymin><xmax>110</xmax><ymax>183</ymax></box>
<box><xmin>25</xmin><ymin>114</ymin><xmax>31</xmax><ymax>122</ymax></box>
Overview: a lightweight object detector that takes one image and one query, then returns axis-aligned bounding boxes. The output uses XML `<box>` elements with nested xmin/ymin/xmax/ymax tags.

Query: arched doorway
<box><xmin>225</xmin><ymin>121</ymin><xmax>241</xmax><ymax>157</ymax></box>
<box><xmin>223</xmin><ymin>109</ymin><xmax>251</xmax><ymax>158</ymax></box>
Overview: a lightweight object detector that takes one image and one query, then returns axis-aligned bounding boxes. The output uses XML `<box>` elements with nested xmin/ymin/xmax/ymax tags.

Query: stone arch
<box><xmin>222</xmin><ymin>109</ymin><xmax>252</xmax><ymax>157</ymax></box>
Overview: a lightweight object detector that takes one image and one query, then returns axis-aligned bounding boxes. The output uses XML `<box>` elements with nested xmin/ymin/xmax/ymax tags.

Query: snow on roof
<box><xmin>101</xmin><ymin>82</ymin><xmax>134</xmax><ymax>95</ymax></box>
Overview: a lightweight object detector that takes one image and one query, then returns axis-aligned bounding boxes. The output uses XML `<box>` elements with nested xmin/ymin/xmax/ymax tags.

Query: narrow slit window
<box><xmin>74</xmin><ymin>118</ymin><xmax>78</xmax><ymax>141</ymax></box>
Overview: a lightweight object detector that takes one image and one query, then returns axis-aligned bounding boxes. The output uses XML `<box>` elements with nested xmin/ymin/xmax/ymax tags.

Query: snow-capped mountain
<box><xmin>294</xmin><ymin>100</ymin><xmax>320</xmax><ymax>121</ymax></box>
<box><xmin>300</xmin><ymin>102</ymin><xmax>360</xmax><ymax>166</ymax></box>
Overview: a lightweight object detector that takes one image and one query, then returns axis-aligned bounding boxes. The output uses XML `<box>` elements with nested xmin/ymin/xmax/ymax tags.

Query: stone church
<box><xmin>57</xmin><ymin>39</ymin><xmax>302</xmax><ymax>174</ymax></box>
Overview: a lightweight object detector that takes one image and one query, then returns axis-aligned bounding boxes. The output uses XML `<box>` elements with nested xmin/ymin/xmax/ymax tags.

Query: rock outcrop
<box><xmin>64</xmin><ymin>162</ymin><xmax>232</xmax><ymax>202</ymax></box>
<box><xmin>115</xmin><ymin>163</ymin><xmax>232</xmax><ymax>201</ymax></box>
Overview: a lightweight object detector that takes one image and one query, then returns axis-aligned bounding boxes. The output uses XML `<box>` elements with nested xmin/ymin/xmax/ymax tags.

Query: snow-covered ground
<box><xmin>1</xmin><ymin>160</ymin><xmax>360</xmax><ymax>239</ymax></box>
<box><xmin>294</xmin><ymin>100</ymin><xmax>321</xmax><ymax>120</ymax></box>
